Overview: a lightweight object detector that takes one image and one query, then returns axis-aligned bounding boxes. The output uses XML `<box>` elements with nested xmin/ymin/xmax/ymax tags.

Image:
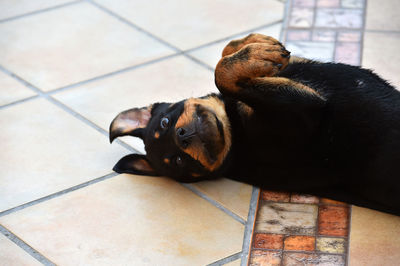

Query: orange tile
<box><xmin>320</xmin><ymin>198</ymin><xmax>347</xmax><ymax>205</ymax></box>
<box><xmin>261</xmin><ymin>190</ymin><xmax>290</xmax><ymax>202</ymax></box>
<box><xmin>253</xmin><ymin>234</ymin><xmax>284</xmax><ymax>250</ymax></box>
<box><xmin>318</xmin><ymin>205</ymin><xmax>349</xmax><ymax>236</ymax></box>
<box><xmin>249</xmin><ymin>250</ymin><xmax>281</xmax><ymax>266</ymax></box>
<box><xmin>284</xmin><ymin>235</ymin><xmax>315</xmax><ymax>251</ymax></box>
<box><xmin>291</xmin><ymin>194</ymin><xmax>319</xmax><ymax>204</ymax></box>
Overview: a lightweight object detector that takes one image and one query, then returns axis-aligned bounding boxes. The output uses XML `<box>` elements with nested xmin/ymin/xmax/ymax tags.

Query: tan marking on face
<box><xmin>175</xmin><ymin>96</ymin><xmax>231</xmax><ymax>172</ymax></box>
<box><xmin>163</xmin><ymin>158</ymin><xmax>170</xmax><ymax>164</ymax></box>
<box><xmin>154</xmin><ymin>131</ymin><xmax>160</xmax><ymax>139</ymax></box>
<box><xmin>191</xmin><ymin>173</ymin><xmax>202</xmax><ymax>177</ymax></box>
<box><xmin>237</xmin><ymin>101</ymin><xmax>254</xmax><ymax>118</ymax></box>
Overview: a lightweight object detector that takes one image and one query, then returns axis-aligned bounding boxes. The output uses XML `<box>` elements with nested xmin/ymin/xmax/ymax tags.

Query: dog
<box><xmin>109</xmin><ymin>34</ymin><xmax>400</xmax><ymax>216</ymax></box>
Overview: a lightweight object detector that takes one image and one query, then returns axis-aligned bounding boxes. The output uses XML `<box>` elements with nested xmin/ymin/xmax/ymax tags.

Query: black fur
<box><xmin>223</xmin><ymin>62</ymin><xmax>400</xmax><ymax>215</ymax></box>
<box><xmin>111</xmin><ymin>60</ymin><xmax>400</xmax><ymax>216</ymax></box>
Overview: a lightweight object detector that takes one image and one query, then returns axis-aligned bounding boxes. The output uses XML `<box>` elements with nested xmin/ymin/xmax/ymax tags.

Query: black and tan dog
<box><xmin>109</xmin><ymin>34</ymin><xmax>400</xmax><ymax>215</ymax></box>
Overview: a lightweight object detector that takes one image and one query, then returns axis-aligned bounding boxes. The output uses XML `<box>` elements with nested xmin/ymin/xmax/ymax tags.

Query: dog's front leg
<box><xmin>215</xmin><ymin>34</ymin><xmax>326</xmax><ymax>110</ymax></box>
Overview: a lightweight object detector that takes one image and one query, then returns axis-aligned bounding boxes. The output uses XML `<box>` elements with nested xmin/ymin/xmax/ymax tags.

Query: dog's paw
<box><xmin>222</xmin><ymin>33</ymin><xmax>283</xmax><ymax>57</ymax></box>
<box><xmin>215</xmin><ymin>42</ymin><xmax>290</xmax><ymax>94</ymax></box>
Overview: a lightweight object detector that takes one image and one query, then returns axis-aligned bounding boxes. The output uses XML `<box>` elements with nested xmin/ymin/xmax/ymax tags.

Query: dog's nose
<box><xmin>176</xmin><ymin>127</ymin><xmax>192</xmax><ymax>148</ymax></box>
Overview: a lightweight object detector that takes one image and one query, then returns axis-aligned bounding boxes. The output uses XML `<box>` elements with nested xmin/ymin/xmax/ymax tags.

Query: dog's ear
<box><xmin>113</xmin><ymin>154</ymin><xmax>158</xmax><ymax>176</ymax></box>
<box><xmin>109</xmin><ymin>105</ymin><xmax>152</xmax><ymax>143</ymax></box>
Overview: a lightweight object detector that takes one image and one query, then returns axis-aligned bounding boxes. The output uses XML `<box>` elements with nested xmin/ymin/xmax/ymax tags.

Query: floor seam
<box><xmin>240</xmin><ymin>187</ymin><xmax>260</xmax><ymax>266</ymax></box>
<box><xmin>1</xmin><ymin>6</ymin><xmax>284</xmax><ymax>110</ymax></box>
<box><xmin>0</xmin><ymin>172</ymin><xmax>118</xmax><ymax>218</ymax></box>
<box><xmin>0</xmin><ymin>0</ymin><xmax>83</xmax><ymax>24</ymax></box>
<box><xmin>0</xmin><ymin>225</ymin><xmax>56</xmax><ymax>265</ymax></box>
<box><xmin>0</xmin><ymin>65</ymin><xmax>139</xmax><ymax>154</ymax></box>
<box><xmin>207</xmin><ymin>251</ymin><xmax>242</xmax><ymax>266</ymax></box>
<box><xmin>0</xmin><ymin>95</ymin><xmax>39</xmax><ymax>110</ymax></box>
<box><xmin>180</xmin><ymin>183</ymin><xmax>246</xmax><ymax>225</ymax></box>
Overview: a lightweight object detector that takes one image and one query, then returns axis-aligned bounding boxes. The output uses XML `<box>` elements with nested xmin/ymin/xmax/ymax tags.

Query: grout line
<box><xmin>0</xmin><ymin>66</ymin><xmax>44</xmax><ymax>95</ymax></box>
<box><xmin>87</xmin><ymin>0</ymin><xmax>180</xmax><ymax>53</ymax></box>
<box><xmin>180</xmin><ymin>183</ymin><xmax>246</xmax><ymax>225</ymax></box>
<box><xmin>48</xmin><ymin>53</ymin><xmax>181</xmax><ymax>95</ymax></box>
<box><xmin>0</xmin><ymin>65</ymin><xmax>139</xmax><ymax>154</ymax></box>
<box><xmin>0</xmin><ymin>225</ymin><xmax>56</xmax><ymax>265</ymax></box>
<box><xmin>207</xmin><ymin>252</ymin><xmax>242</xmax><ymax>266</ymax></box>
<box><xmin>0</xmin><ymin>95</ymin><xmax>40</xmax><ymax>110</ymax></box>
<box><xmin>88</xmin><ymin>0</ymin><xmax>284</xmax><ymax>77</ymax></box>
<box><xmin>240</xmin><ymin>187</ymin><xmax>260</xmax><ymax>266</ymax></box>
<box><xmin>0</xmin><ymin>172</ymin><xmax>118</xmax><ymax>218</ymax></box>
<box><xmin>0</xmin><ymin>3</ymin><xmax>284</xmax><ymax>108</ymax></box>
<box><xmin>0</xmin><ymin>0</ymin><xmax>83</xmax><ymax>24</ymax></box>
<box><xmin>359</xmin><ymin>0</ymin><xmax>368</xmax><ymax>66</ymax></box>
<box><xmin>285</xmin><ymin>26</ymin><xmax>364</xmax><ymax>31</ymax></box>
<box><xmin>87</xmin><ymin>0</ymin><xmax>217</xmax><ymax>75</ymax></box>
<box><xmin>346</xmin><ymin>205</ymin><xmax>353</xmax><ymax>266</ymax></box>
<box><xmin>184</xmin><ymin>20</ymin><xmax>284</xmax><ymax>54</ymax></box>
<box><xmin>364</xmin><ymin>29</ymin><xmax>400</xmax><ymax>34</ymax></box>
<box><xmin>45</xmin><ymin>96</ymin><xmax>139</xmax><ymax>154</ymax></box>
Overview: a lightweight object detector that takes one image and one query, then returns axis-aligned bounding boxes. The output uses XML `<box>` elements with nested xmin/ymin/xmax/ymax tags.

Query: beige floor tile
<box><xmin>349</xmin><ymin>206</ymin><xmax>400</xmax><ymax>266</ymax></box>
<box><xmin>0</xmin><ymin>233</ymin><xmax>42</xmax><ymax>266</ymax></box>
<box><xmin>0</xmin><ymin>174</ymin><xmax>244</xmax><ymax>265</ymax></box>
<box><xmin>0</xmin><ymin>71</ymin><xmax>36</xmax><ymax>106</ymax></box>
<box><xmin>225</xmin><ymin>258</ymin><xmax>241</xmax><ymax>266</ymax></box>
<box><xmin>192</xmin><ymin>178</ymin><xmax>252</xmax><ymax>221</ymax></box>
<box><xmin>362</xmin><ymin>32</ymin><xmax>400</xmax><ymax>89</ymax></box>
<box><xmin>365</xmin><ymin>0</ymin><xmax>400</xmax><ymax>31</ymax></box>
<box><xmin>95</xmin><ymin>0</ymin><xmax>284</xmax><ymax>50</ymax></box>
<box><xmin>0</xmin><ymin>98</ymin><xmax>129</xmax><ymax>212</ymax></box>
<box><xmin>53</xmin><ymin>55</ymin><xmax>217</xmax><ymax>153</ymax></box>
<box><xmin>0</xmin><ymin>2</ymin><xmax>173</xmax><ymax>92</ymax></box>
<box><xmin>189</xmin><ymin>23</ymin><xmax>282</xmax><ymax>69</ymax></box>
<box><xmin>0</xmin><ymin>0</ymin><xmax>72</xmax><ymax>20</ymax></box>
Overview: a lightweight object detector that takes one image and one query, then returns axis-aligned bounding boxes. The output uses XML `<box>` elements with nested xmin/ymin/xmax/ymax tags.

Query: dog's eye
<box><xmin>175</xmin><ymin>156</ymin><xmax>183</xmax><ymax>166</ymax></box>
<box><xmin>160</xmin><ymin>117</ymin><xmax>169</xmax><ymax>129</ymax></box>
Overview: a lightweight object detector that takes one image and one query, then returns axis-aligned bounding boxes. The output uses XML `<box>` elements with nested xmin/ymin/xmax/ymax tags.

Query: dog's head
<box><xmin>109</xmin><ymin>94</ymin><xmax>232</xmax><ymax>182</ymax></box>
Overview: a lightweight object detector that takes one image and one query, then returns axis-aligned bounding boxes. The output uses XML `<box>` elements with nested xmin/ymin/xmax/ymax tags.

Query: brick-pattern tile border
<box><xmin>248</xmin><ymin>191</ymin><xmax>351</xmax><ymax>265</ymax></box>
<box><xmin>245</xmin><ymin>0</ymin><xmax>368</xmax><ymax>264</ymax></box>
<box><xmin>281</xmin><ymin>0</ymin><xmax>366</xmax><ymax>66</ymax></box>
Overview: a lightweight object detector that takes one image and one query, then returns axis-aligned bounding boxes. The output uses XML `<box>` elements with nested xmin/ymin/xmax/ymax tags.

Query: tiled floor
<box><xmin>1</xmin><ymin>0</ymin><xmax>399</xmax><ymax>265</ymax></box>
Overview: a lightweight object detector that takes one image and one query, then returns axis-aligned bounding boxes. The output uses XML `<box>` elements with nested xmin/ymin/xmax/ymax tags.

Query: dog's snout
<box><xmin>177</xmin><ymin>127</ymin><xmax>186</xmax><ymax>137</ymax></box>
<box><xmin>176</xmin><ymin>127</ymin><xmax>193</xmax><ymax>149</ymax></box>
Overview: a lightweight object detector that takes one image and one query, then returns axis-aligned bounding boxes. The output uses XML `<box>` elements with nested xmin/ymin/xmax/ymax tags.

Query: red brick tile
<box><xmin>261</xmin><ymin>190</ymin><xmax>290</xmax><ymax>202</ymax></box>
<box><xmin>249</xmin><ymin>250</ymin><xmax>281</xmax><ymax>266</ymax></box>
<box><xmin>318</xmin><ymin>205</ymin><xmax>350</xmax><ymax>237</ymax></box>
<box><xmin>291</xmin><ymin>194</ymin><xmax>319</xmax><ymax>204</ymax></box>
<box><xmin>320</xmin><ymin>198</ymin><xmax>347</xmax><ymax>206</ymax></box>
<box><xmin>338</xmin><ymin>31</ymin><xmax>362</xmax><ymax>42</ymax></box>
<box><xmin>253</xmin><ymin>234</ymin><xmax>284</xmax><ymax>250</ymax></box>
<box><xmin>284</xmin><ymin>235</ymin><xmax>315</xmax><ymax>251</ymax></box>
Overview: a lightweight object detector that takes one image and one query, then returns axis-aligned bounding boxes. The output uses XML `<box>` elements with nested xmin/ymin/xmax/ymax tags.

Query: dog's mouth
<box><xmin>196</xmin><ymin>109</ymin><xmax>225</xmax><ymax>161</ymax></box>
